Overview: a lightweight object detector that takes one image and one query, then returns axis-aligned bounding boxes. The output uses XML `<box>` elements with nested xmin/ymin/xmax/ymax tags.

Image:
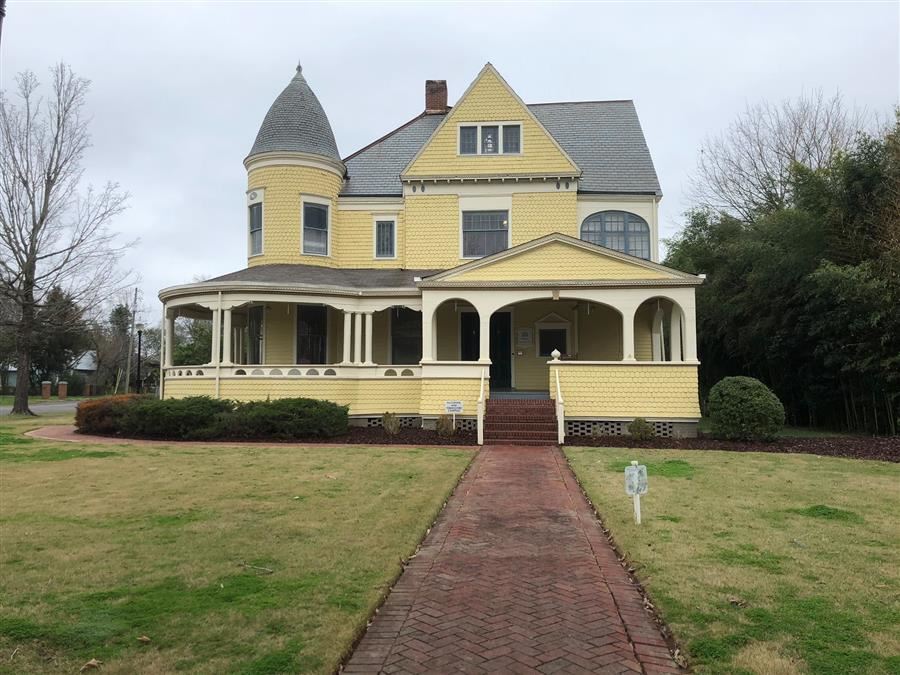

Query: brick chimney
<box><xmin>425</xmin><ymin>80</ymin><xmax>448</xmax><ymax>114</ymax></box>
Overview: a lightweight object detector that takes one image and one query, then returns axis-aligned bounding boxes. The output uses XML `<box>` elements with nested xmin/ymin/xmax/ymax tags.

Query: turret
<box><xmin>244</xmin><ymin>64</ymin><xmax>344</xmax><ymax>267</ymax></box>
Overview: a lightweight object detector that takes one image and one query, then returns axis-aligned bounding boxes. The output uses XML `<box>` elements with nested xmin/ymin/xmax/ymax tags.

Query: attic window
<box><xmin>458</xmin><ymin>123</ymin><xmax>521</xmax><ymax>155</ymax></box>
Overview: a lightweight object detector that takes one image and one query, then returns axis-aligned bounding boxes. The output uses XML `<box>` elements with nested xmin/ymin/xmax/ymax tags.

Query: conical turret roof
<box><xmin>247</xmin><ymin>64</ymin><xmax>340</xmax><ymax>161</ymax></box>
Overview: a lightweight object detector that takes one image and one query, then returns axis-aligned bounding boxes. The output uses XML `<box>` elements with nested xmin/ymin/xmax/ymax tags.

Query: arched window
<box><xmin>580</xmin><ymin>211</ymin><xmax>651</xmax><ymax>260</ymax></box>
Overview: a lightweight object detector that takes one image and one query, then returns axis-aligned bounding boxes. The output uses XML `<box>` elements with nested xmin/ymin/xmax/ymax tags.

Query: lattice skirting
<box><xmin>565</xmin><ymin>420</ymin><xmax>678</xmax><ymax>437</ymax></box>
<box><xmin>352</xmin><ymin>416</ymin><xmax>422</xmax><ymax>429</ymax></box>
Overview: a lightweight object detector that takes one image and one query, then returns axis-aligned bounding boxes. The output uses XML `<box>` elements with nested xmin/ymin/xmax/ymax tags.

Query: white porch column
<box><xmin>210</xmin><ymin>307</ymin><xmax>221</xmax><ymax>365</ymax></box>
<box><xmin>421</xmin><ymin>307</ymin><xmax>435</xmax><ymax>361</ymax></box>
<box><xmin>164</xmin><ymin>308</ymin><xmax>174</xmax><ymax>367</ymax></box>
<box><xmin>353</xmin><ymin>312</ymin><xmax>363</xmax><ymax>364</ymax></box>
<box><xmin>651</xmin><ymin>307</ymin><xmax>665</xmax><ymax>362</ymax></box>
<box><xmin>682</xmin><ymin>299</ymin><xmax>698</xmax><ymax>362</ymax></box>
<box><xmin>364</xmin><ymin>312</ymin><xmax>374</xmax><ymax>365</ymax></box>
<box><xmin>342</xmin><ymin>310</ymin><xmax>352</xmax><ymax>364</ymax></box>
<box><xmin>222</xmin><ymin>307</ymin><xmax>233</xmax><ymax>365</ymax></box>
<box><xmin>621</xmin><ymin>304</ymin><xmax>637</xmax><ymax>362</ymax></box>
<box><xmin>670</xmin><ymin>304</ymin><xmax>683</xmax><ymax>362</ymax></box>
<box><xmin>478</xmin><ymin>311</ymin><xmax>491</xmax><ymax>363</ymax></box>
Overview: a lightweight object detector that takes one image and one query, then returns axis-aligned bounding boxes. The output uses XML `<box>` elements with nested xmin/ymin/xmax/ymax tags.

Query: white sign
<box><xmin>444</xmin><ymin>400</ymin><xmax>464</xmax><ymax>414</ymax></box>
<box><xmin>516</xmin><ymin>328</ymin><xmax>533</xmax><ymax>347</ymax></box>
<box><xmin>624</xmin><ymin>461</ymin><xmax>648</xmax><ymax>525</ymax></box>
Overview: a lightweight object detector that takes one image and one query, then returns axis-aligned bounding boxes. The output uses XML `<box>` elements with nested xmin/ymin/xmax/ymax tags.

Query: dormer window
<box><xmin>459</xmin><ymin>123</ymin><xmax>522</xmax><ymax>155</ymax></box>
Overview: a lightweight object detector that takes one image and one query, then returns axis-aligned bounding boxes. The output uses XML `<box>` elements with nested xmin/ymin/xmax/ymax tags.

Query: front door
<box><xmin>489</xmin><ymin>312</ymin><xmax>512</xmax><ymax>388</ymax></box>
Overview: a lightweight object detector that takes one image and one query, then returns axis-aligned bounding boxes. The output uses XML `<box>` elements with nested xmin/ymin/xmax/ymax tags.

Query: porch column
<box><xmin>670</xmin><ymin>305</ymin><xmax>683</xmax><ymax>362</ymax></box>
<box><xmin>342</xmin><ymin>310</ymin><xmax>352</xmax><ymax>364</ymax></box>
<box><xmin>651</xmin><ymin>307</ymin><xmax>665</xmax><ymax>362</ymax></box>
<box><xmin>353</xmin><ymin>312</ymin><xmax>363</xmax><ymax>365</ymax></box>
<box><xmin>222</xmin><ymin>307</ymin><xmax>233</xmax><ymax>365</ymax></box>
<box><xmin>682</xmin><ymin>300</ymin><xmax>698</xmax><ymax>362</ymax></box>
<box><xmin>421</xmin><ymin>307</ymin><xmax>434</xmax><ymax>361</ymax></box>
<box><xmin>478</xmin><ymin>311</ymin><xmax>491</xmax><ymax>363</ymax></box>
<box><xmin>621</xmin><ymin>305</ymin><xmax>637</xmax><ymax>362</ymax></box>
<box><xmin>210</xmin><ymin>307</ymin><xmax>221</xmax><ymax>365</ymax></box>
<box><xmin>363</xmin><ymin>312</ymin><xmax>374</xmax><ymax>365</ymax></box>
<box><xmin>164</xmin><ymin>308</ymin><xmax>174</xmax><ymax>367</ymax></box>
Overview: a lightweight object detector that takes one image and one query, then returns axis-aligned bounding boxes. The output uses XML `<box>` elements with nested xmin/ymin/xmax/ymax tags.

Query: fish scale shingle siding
<box><xmin>419</xmin><ymin>378</ymin><xmax>483</xmax><ymax>416</ymax></box>
<box><xmin>511</xmin><ymin>192</ymin><xmax>577</xmax><ymax>245</ymax></box>
<box><xmin>404</xmin><ymin>194</ymin><xmax>460</xmax><ymax>268</ymax></box>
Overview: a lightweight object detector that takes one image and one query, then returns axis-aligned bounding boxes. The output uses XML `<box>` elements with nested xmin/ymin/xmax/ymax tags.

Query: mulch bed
<box><xmin>567</xmin><ymin>434</ymin><xmax>900</xmax><ymax>463</ymax></box>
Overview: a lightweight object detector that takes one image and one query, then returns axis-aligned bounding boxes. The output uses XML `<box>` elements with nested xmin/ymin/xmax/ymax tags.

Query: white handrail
<box><xmin>554</xmin><ymin>367</ymin><xmax>565</xmax><ymax>445</ymax></box>
<box><xmin>476</xmin><ymin>367</ymin><xmax>486</xmax><ymax>446</ymax></box>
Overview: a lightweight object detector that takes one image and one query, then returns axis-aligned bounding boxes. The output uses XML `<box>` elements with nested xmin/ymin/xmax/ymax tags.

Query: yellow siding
<box><xmin>451</xmin><ymin>241</ymin><xmax>671</xmax><ymax>282</ymax></box>
<box><xmin>264</xmin><ymin>304</ymin><xmax>295</xmax><ymax>363</ymax></box>
<box><xmin>419</xmin><ymin>378</ymin><xmax>482</xmax><ymax>415</ymax></box>
<box><xmin>577</xmin><ymin>304</ymin><xmax>623</xmax><ymax>361</ymax></box>
<box><xmin>511</xmin><ymin>192</ymin><xmax>578</xmax><ymax>245</ymax></box>
<box><xmin>404</xmin><ymin>194</ymin><xmax>460</xmax><ymax>269</ymax></box>
<box><xmin>550</xmin><ymin>364</ymin><xmax>700</xmax><ymax>418</ymax></box>
<box><xmin>405</xmin><ymin>67</ymin><xmax>577</xmax><ymax>178</ymax></box>
<box><xmin>163</xmin><ymin>379</ymin><xmax>215</xmax><ymax>399</ymax></box>
<box><xmin>218</xmin><ymin>378</ymin><xmax>421</xmax><ymax>414</ymax></box>
<box><xmin>373</xmin><ymin>310</ymin><xmax>390</xmax><ymax>363</ymax></box>
<box><xmin>335</xmin><ymin>210</ymin><xmax>405</xmax><ymax>268</ymax></box>
<box><xmin>247</xmin><ymin>165</ymin><xmax>343</xmax><ymax>267</ymax></box>
<box><xmin>634</xmin><ymin>303</ymin><xmax>654</xmax><ymax>361</ymax></box>
<box><xmin>327</xmin><ymin>306</ymin><xmax>343</xmax><ymax>364</ymax></box>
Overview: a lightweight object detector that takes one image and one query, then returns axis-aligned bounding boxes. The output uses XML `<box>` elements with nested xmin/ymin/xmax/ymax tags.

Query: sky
<box><xmin>3</xmin><ymin>1</ymin><xmax>898</xmax><ymax>325</ymax></box>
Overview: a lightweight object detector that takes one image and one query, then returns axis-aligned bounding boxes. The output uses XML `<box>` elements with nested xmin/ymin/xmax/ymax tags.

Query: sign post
<box><xmin>624</xmin><ymin>460</ymin><xmax>648</xmax><ymax>525</ymax></box>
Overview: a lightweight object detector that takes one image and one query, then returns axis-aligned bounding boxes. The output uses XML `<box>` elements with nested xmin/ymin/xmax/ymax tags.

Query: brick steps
<box><xmin>484</xmin><ymin>398</ymin><xmax>558</xmax><ymax>445</ymax></box>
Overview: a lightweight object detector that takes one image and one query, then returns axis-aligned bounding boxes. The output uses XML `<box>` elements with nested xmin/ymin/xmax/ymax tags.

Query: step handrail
<box><xmin>554</xmin><ymin>367</ymin><xmax>565</xmax><ymax>445</ymax></box>
<box><xmin>476</xmin><ymin>367</ymin><xmax>486</xmax><ymax>446</ymax></box>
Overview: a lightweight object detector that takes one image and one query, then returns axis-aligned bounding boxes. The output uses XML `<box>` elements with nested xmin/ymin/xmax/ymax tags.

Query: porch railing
<box><xmin>476</xmin><ymin>367</ymin><xmax>487</xmax><ymax>446</ymax></box>
<box><xmin>554</xmin><ymin>366</ymin><xmax>565</xmax><ymax>445</ymax></box>
<box><xmin>163</xmin><ymin>364</ymin><xmax>422</xmax><ymax>379</ymax></box>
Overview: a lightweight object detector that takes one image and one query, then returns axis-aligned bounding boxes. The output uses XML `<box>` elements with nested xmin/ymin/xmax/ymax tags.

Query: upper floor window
<box><xmin>248</xmin><ymin>203</ymin><xmax>263</xmax><ymax>256</ymax></box>
<box><xmin>375</xmin><ymin>219</ymin><xmax>396</xmax><ymax>259</ymax></box>
<box><xmin>302</xmin><ymin>201</ymin><xmax>329</xmax><ymax>256</ymax></box>
<box><xmin>459</xmin><ymin>124</ymin><xmax>522</xmax><ymax>155</ymax></box>
<box><xmin>581</xmin><ymin>211</ymin><xmax>651</xmax><ymax>260</ymax></box>
<box><xmin>462</xmin><ymin>210</ymin><xmax>509</xmax><ymax>258</ymax></box>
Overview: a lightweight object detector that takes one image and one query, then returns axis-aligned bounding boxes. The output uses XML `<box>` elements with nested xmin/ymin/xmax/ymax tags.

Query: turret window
<box><xmin>302</xmin><ymin>200</ymin><xmax>329</xmax><ymax>256</ymax></box>
<box><xmin>249</xmin><ymin>203</ymin><xmax>263</xmax><ymax>256</ymax></box>
<box><xmin>458</xmin><ymin>123</ymin><xmax>522</xmax><ymax>155</ymax></box>
<box><xmin>581</xmin><ymin>211</ymin><xmax>651</xmax><ymax>260</ymax></box>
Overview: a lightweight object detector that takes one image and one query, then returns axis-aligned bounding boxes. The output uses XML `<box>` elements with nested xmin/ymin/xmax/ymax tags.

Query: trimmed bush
<box><xmin>708</xmin><ymin>376</ymin><xmax>785</xmax><ymax>441</ymax></box>
<box><xmin>628</xmin><ymin>417</ymin><xmax>655</xmax><ymax>441</ymax></box>
<box><xmin>75</xmin><ymin>394</ymin><xmax>144</xmax><ymax>434</ymax></box>
<box><xmin>120</xmin><ymin>396</ymin><xmax>233</xmax><ymax>439</ymax></box>
<box><xmin>436</xmin><ymin>414</ymin><xmax>456</xmax><ymax>438</ymax></box>
<box><xmin>381</xmin><ymin>412</ymin><xmax>401</xmax><ymax>436</ymax></box>
<box><xmin>204</xmin><ymin>398</ymin><xmax>348</xmax><ymax>440</ymax></box>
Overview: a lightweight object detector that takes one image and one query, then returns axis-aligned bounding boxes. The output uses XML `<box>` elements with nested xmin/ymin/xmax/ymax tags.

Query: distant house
<box><xmin>3</xmin><ymin>352</ymin><xmax>98</xmax><ymax>391</ymax></box>
<box><xmin>159</xmin><ymin>63</ymin><xmax>702</xmax><ymax>440</ymax></box>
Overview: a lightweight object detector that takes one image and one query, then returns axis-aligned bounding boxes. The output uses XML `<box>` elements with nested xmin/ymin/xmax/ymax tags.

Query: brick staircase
<box><xmin>484</xmin><ymin>398</ymin><xmax>559</xmax><ymax>446</ymax></box>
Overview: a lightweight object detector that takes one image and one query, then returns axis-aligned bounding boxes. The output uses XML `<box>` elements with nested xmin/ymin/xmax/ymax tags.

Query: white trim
<box><xmin>373</xmin><ymin>216</ymin><xmax>398</xmax><ymax>260</ymax></box>
<box><xmin>244</xmin><ymin>151</ymin><xmax>345</xmax><ymax>179</ymax></box>
<box><xmin>459</xmin><ymin>207</ymin><xmax>511</xmax><ymax>260</ymax></box>
<box><xmin>403</xmin><ymin>179</ymin><xmax>576</xmax><ymax>197</ymax></box>
<box><xmin>549</xmin><ymin>360</ymin><xmax>701</xmax><ymax>366</ymax></box>
<box><xmin>337</xmin><ymin>197</ymin><xmax>404</xmax><ymax>210</ymax></box>
<box><xmin>457</xmin><ymin>121</ymin><xmax>523</xmax><ymax>156</ymax></box>
<box><xmin>301</xmin><ymin>194</ymin><xmax>332</xmax><ymax>257</ymax></box>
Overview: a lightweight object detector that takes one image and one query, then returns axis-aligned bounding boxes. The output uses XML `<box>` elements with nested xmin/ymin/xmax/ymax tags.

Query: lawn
<box><xmin>0</xmin><ymin>414</ymin><xmax>473</xmax><ymax>674</ymax></box>
<box><xmin>566</xmin><ymin>446</ymin><xmax>900</xmax><ymax>675</ymax></box>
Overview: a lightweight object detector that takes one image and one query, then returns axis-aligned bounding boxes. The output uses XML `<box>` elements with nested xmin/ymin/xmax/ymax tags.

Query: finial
<box><xmin>296</xmin><ymin>61</ymin><xmax>303</xmax><ymax>74</ymax></box>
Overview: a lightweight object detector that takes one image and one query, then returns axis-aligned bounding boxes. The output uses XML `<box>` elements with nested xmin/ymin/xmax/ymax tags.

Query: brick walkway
<box><xmin>345</xmin><ymin>445</ymin><xmax>680</xmax><ymax>674</ymax></box>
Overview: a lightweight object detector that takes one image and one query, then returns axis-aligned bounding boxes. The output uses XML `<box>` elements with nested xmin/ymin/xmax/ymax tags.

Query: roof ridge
<box><xmin>528</xmin><ymin>99</ymin><xmax>634</xmax><ymax>106</ymax></box>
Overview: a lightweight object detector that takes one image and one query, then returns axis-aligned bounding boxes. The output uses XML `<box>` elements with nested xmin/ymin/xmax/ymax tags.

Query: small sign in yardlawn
<box><xmin>624</xmin><ymin>460</ymin><xmax>648</xmax><ymax>524</ymax></box>
<box><xmin>444</xmin><ymin>400</ymin><xmax>463</xmax><ymax>414</ymax></box>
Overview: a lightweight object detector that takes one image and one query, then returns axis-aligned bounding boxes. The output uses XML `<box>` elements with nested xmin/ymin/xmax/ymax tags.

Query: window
<box><xmin>538</xmin><ymin>328</ymin><xmax>568</xmax><ymax>357</ymax></box>
<box><xmin>580</xmin><ymin>211</ymin><xmax>651</xmax><ymax>260</ymax></box>
<box><xmin>458</xmin><ymin>123</ymin><xmax>521</xmax><ymax>155</ymax></box>
<box><xmin>296</xmin><ymin>304</ymin><xmax>327</xmax><ymax>364</ymax></box>
<box><xmin>391</xmin><ymin>307</ymin><xmax>422</xmax><ymax>364</ymax></box>
<box><xmin>375</xmin><ymin>219</ymin><xmax>395</xmax><ymax>258</ymax></box>
<box><xmin>459</xmin><ymin>126</ymin><xmax>477</xmax><ymax>154</ymax></box>
<box><xmin>502</xmin><ymin>124</ymin><xmax>520</xmax><ymax>153</ymax></box>
<box><xmin>302</xmin><ymin>202</ymin><xmax>329</xmax><ymax>255</ymax></box>
<box><xmin>462</xmin><ymin>210</ymin><xmax>509</xmax><ymax>258</ymax></box>
<box><xmin>249</xmin><ymin>203</ymin><xmax>262</xmax><ymax>255</ymax></box>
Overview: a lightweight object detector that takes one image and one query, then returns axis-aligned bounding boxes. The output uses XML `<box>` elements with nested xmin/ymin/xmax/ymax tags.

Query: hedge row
<box><xmin>75</xmin><ymin>395</ymin><xmax>349</xmax><ymax>440</ymax></box>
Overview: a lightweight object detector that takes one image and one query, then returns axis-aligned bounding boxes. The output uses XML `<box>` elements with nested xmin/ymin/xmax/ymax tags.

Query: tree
<box><xmin>0</xmin><ymin>64</ymin><xmax>131</xmax><ymax>414</ymax></box>
<box><xmin>173</xmin><ymin>317</ymin><xmax>212</xmax><ymax>366</ymax></box>
<box><xmin>31</xmin><ymin>286</ymin><xmax>90</xmax><ymax>382</ymax></box>
<box><xmin>690</xmin><ymin>90</ymin><xmax>867</xmax><ymax>221</ymax></box>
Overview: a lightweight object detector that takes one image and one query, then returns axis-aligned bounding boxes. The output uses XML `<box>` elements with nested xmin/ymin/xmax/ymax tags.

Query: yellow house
<box><xmin>158</xmin><ymin>63</ymin><xmax>703</xmax><ymax>442</ymax></box>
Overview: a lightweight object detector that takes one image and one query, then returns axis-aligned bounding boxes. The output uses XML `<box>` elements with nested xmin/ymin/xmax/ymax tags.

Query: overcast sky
<box><xmin>3</xmin><ymin>1</ymin><xmax>898</xmax><ymax>324</ymax></box>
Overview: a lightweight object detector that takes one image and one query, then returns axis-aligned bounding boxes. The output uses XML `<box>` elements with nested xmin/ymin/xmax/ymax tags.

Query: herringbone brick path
<box><xmin>344</xmin><ymin>445</ymin><xmax>680</xmax><ymax>674</ymax></box>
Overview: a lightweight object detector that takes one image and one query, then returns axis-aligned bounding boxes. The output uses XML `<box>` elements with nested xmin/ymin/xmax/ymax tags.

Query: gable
<box><xmin>403</xmin><ymin>65</ymin><xmax>579</xmax><ymax>179</ymax></box>
<box><xmin>444</xmin><ymin>241</ymin><xmax>676</xmax><ymax>283</ymax></box>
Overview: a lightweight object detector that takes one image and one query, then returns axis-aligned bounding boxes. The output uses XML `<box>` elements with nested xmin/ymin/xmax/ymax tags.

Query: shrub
<box><xmin>381</xmin><ymin>412</ymin><xmax>401</xmax><ymax>436</ymax></box>
<box><xmin>628</xmin><ymin>417</ymin><xmax>655</xmax><ymax>441</ymax></box>
<box><xmin>119</xmin><ymin>396</ymin><xmax>233</xmax><ymax>439</ymax></box>
<box><xmin>206</xmin><ymin>397</ymin><xmax>348</xmax><ymax>440</ymax></box>
<box><xmin>436</xmin><ymin>414</ymin><xmax>456</xmax><ymax>438</ymax></box>
<box><xmin>75</xmin><ymin>394</ymin><xmax>143</xmax><ymax>434</ymax></box>
<box><xmin>708</xmin><ymin>376</ymin><xmax>785</xmax><ymax>441</ymax></box>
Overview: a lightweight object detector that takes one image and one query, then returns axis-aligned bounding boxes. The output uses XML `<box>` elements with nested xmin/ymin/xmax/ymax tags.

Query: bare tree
<box><xmin>0</xmin><ymin>64</ymin><xmax>132</xmax><ymax>414</ymax></box>
<box><xmin>690</xmin><ymin>90</ymin><xmax>869</xmax><ymax>221</ymax></box>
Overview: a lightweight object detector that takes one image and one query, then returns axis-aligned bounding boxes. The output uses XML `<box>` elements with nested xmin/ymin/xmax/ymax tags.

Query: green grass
<box><xmin>0</xmin><ymin>413</ymin><xmax>473</xmax><ymax>674</ymax></box>
<box><xmin>566</xmin><ymin>446</ymin><xmax>900</xmax><ymax>675</ymax></box>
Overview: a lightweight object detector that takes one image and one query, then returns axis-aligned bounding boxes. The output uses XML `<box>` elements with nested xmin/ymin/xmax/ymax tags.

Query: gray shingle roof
<box><xmin>248</xmin><ymin>66</ymin><xmax>341</xmax><ymax>162</ymax></box>
<box><xmin>339</xmin><ymin>101</ymin><xmax>661</xmax><ymax>196</ymax></box>
<box><xmin>208</xmin><ymin>264</ymin><xmax>443</xmax><ymax>289</ymax></box>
